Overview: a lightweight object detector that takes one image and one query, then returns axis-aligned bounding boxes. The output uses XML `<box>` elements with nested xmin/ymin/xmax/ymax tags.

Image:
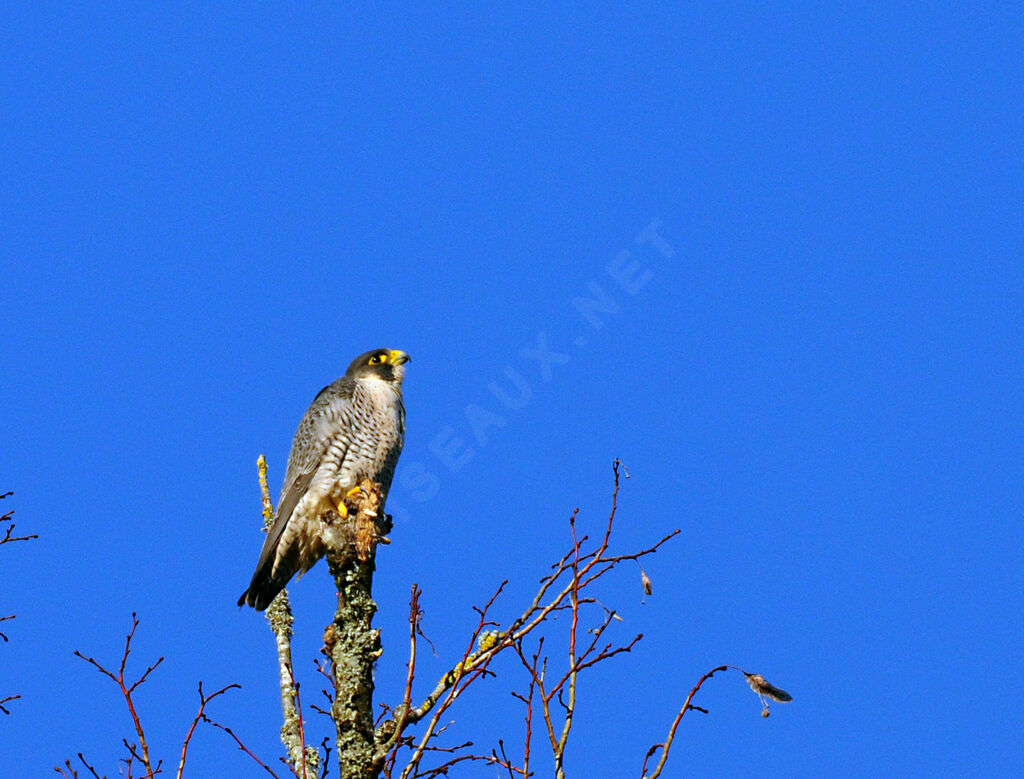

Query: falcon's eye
<box><xmin>369</xmin><ymin>353</ymin><xmax>388</xmax><ymax>365</ymax></box>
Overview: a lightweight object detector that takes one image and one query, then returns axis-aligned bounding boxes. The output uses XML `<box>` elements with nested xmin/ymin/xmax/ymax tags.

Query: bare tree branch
<box><xmin>205</xmin><ymin>719</ymin><xmax>284</xmax><ymax>778</ymax></box>
<box><xmin>67</xmin><ymin>613</ymin><xmax>277</xmax><ymax>778</ymax></box>
<box><xmin>373</xmin><ymin>585</ymin><xmax>422</xmax><ymax>777</ymax></box>
<box><xmin>54</xmin><ymin>752</ymin><xmax>105</xmax><ymax>779</ymax></box>
<box><xmin>641</xmin><ymin>665</ymin><xmax>793</xmax><ymax>778</ymax></box>
<box><xmin>378</xmin><ymin>460</ymin><xmax>674</xmax><ymax>778</ymax></box>
<box><xmin>73</xmin><ymin>613</ymin><xmax>162</xmax><ymax>779</ymax></box>
<box><xmin>54</xmin><ymin>455</ymin><xmax>793</xmax><ymax>778</ymax></box>
<box><xmin>176</xmin><ymin>682</ymin><xmax>241</xmax><ymax>779</ymax></box>
<box><xmin>1</xmin><ymin>493</ymin><xmax>37</xmax><ymax>547</ymax></box>
<box><xmin>1</xmin><ymin>492</ymin><xmax>35</xmax><ymax>711</ymax></box>
<box><xmin>640</xmin><ymin>665</ymin><xmax>727</xmax><ymax>778</ymax></box>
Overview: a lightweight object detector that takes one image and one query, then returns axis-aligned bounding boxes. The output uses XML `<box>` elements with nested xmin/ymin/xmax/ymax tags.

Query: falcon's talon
<box><xmin>345</xmin><ymin>485</ymin><xmax>366</xmax><ymax>499</ymax></box>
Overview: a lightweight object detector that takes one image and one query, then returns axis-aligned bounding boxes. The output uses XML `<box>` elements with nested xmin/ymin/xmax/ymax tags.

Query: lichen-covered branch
<box><xmin>256</xmin><ymin>455</ymin><xmax>319</xmax><ymax>777</ymax></box>
<box><xmin>320</xmin><ymin>478</ymin><xmax>389</xmax><ymax>779</ymax></box>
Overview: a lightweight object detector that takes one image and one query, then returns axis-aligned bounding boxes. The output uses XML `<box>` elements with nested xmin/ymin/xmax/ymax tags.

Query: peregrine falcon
<box><xmin>238</xmin><ymin>348</ymin><xmax>409</xmax><ymax>611</ymax></box>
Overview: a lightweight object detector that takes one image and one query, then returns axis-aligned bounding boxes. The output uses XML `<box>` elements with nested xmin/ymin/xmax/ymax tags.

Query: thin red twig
<box><xmin>73</xmin><ymin>614</ymin><xmax>162</xmax><ymax>779</ymax></box>
<box><xmin>640</xmin><ymin>665</ymin><xmax>730</xmax><ymax>778</ymax></box>
<box><xmin>206</xmin><ymin>719</ymin><xmax>283</xmax><ymax>778</ymax></box>
<box><xmin>177</xmin><ymin>682</ymin><xmax>240</xmax><ymax>779</ymax></box>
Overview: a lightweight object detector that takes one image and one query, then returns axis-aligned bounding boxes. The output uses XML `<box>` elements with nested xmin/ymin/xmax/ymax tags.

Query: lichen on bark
<box><xmin>321</xmin><ymin>478</ymin><xmax>389</xmax><ymax>778</ymax></box>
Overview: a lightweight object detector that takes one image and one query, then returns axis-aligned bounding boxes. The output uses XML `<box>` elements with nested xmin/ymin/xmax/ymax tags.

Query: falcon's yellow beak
<box><xmin>389</xmin><ymin>350</ymin><xmax>411</xmax><ymax>365</ymax></box>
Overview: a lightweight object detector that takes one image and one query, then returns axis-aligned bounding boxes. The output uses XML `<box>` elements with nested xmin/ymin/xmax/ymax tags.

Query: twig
<box><xmin>317</xmin><ymin>737</ymin><xmax>332</xmax><ymax>779</ymax></box>
<box><xmin>73</xmin><ymin>613</ymin><xmax>162</xmax><ymax>779</ymax></box>
<box><xmin>310</xmin><ymin>657</ymin><xmax>336</xmax><ymax>720</ymax></box>
<box><xmin>411</xmin><ymin>751</ymin><xmax>518</xmax><ymax>778</ymax></box>
<box><xmin>390</xmin><ymin>459</ymin><xmax>676</xmax><ymax>778</ymax></box>
<box><xmin>0</xmin><ymin>613</ymin><xmax>16</xmax><ymax>644</ymax></box>
<box><xmin>206</xmin><ymin>719</ymin><xmax>283</xmax><ymax>778</ymax></box>
<box><xmin>1</xmin><ymin>527</ymin><xmax>37</xmax><ymax>544</ymax></box>
<box><xmin>2</xmin><ymin>492</ymin><xmax>35</xmax><ymax>707</ymax></box>
<box><xmin>400</xmin><ymin>586</ymin><xmax>507</xmax><ymax>730</ymax></box>
<box><xmin>177</xmin><ymin>682</ymin><xmax>240</xmax><ymax>779</ymax></box>
<box><xmin>375</xmin><ymin>585</ymin><xmax>422</xmax><ymax>776</ymax></box>
<box><xmin>398</xmin><ymin>581</ymin><xmax>509</xmax><ymax>779</ymax></box>
<box><xmin>552</xmin><ymin>514</ymin><xmax>583</xmax><ymax>777</ymax></box>
<box><xmin>509</xmin><ymin>648</ymin><xmax>537</xmax><ymax>779</ymax></box>
<box><xmin>495</xmin><ymin>740</ymin><xmax>517</xmax><ymax>779</ymax></box>
<box><xmin>1</xmin><ymin>494</ymin><xmax>37</xmax><ymax>546</ymax></box>
<box><xmin>400</xmin><ymin>581</ymin><xmax>507</xmax><ymax>731</ymax></box>
<box><xmin>55</xmin><ymin>756</ymin><xmax>97</xmax><ymax>779</ymax></box>
<box><xmin>640</xmin><ymin>665</ymin><xmax>729</xmax><ymax>778</ymax></box>
<box><xmin>289</xmin><ymin>665</ymin><xmax>313</xmax><ymax>779</ymax></box>
<box><xmin>76</xmin><ymin>753</ymin><xmax>102</xmax><ymax>779</ymax></box>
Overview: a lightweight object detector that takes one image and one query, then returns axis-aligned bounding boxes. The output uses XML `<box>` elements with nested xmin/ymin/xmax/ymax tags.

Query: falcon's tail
<box><xmin>237</xmin><ymin>571</ymin><xmax>289</xmax><ymax>611</ymax></box>
<box><xmin>237</xmin><ymin>537</ymin><xmax>303</xmax><ymax>611</ymax></box>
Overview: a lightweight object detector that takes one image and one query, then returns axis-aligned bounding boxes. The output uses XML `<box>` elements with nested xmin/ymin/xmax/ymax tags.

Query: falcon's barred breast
<box><xmin>238</xmin><ymin>348</ymin><xmax>409</xmax><ymax>611</ymax></box>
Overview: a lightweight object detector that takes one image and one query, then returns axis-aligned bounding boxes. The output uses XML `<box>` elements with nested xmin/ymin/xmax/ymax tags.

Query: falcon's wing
<box><xmin>273</xmin><ymin>468</ymin><xmax>315</xmax><ymax>544</ymax></box>
<box><xmin>237</xmin><ymin>382</ymin><xmax>351</xmax><ymax>610</ymax></box>
<box><xmin>242</xmin><ymin>466</ymin><xmax>317</xmax><ymax>594</ymax></box>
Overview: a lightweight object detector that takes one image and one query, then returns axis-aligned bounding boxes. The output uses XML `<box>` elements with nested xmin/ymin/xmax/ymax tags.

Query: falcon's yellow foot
<box><xmin>334</xmin><ymin>486</ymin><xmax>367</xmax><ymax>518</ymax></box>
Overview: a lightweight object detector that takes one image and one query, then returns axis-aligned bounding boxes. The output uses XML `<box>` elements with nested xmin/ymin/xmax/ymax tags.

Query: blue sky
<box><xmin>2</xmin><ymin>3</ymin><xmax>1022</xmax><ymax>776</ymax></box>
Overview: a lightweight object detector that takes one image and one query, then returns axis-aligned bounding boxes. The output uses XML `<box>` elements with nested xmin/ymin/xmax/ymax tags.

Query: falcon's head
<box><xmin>346</xmin><ymin>348</ymin><xmax>410</xmax><ymax>385</ymax></box>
